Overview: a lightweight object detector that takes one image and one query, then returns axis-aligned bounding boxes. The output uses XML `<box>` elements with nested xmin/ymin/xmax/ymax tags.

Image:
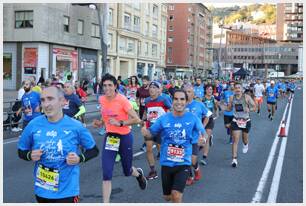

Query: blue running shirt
<box><xmin>223</xmin><ymin>90</ymin><xmax>234</xmax><ymax>116</ymax></box>
<box><xmin>149</xmin><ymin>112</ymin><xmax>205</xmax><ymax>167</ymax></box>
<box><xmin>266</xmin><ymin>86</ymin><xmax>278</xmax><ymax>102</ymax></box>
<box><xmin>21</xmin><ymin>91</ymin><xmax>41</xmax><ymax>122</ymax></box>
<box><xmin>18</xmin><ymin>115</ymin><xmax>96</xmax><ymax>199</ymax></box>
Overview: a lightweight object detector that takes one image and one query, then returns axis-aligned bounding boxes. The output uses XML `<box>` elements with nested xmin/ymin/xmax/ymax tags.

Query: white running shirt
<box><xmin>254</xmin><ymin>83</ymin><xmax>265</xmax><ymax>97</ymax></box>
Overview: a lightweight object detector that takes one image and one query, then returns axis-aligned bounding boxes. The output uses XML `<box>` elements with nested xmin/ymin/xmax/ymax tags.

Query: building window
<box><xmin>119</xmin><ymin>37</ymin><xmax>126</xmax><ymax>53</ymax></box>
<box><xmin>145</xmin><ymin>42</ymin><xmax>149</xmax><ymax>56</ymax></box>
<box><xmin>63</xmin><ymin>16</ymin><xmax>70</xmax><ymax>32</ymax></box>
<box><xmin>167</xmin><ymin>47</ymin><xmax>172</xmax><ymax>55</ymax></box>
<box><xmin>134</xmin><ymin>16</ymin><xmax>140</xmax><ymax>32</ymax></box>
<box><xmin>91</xmin><ymin>23</ymin><xmax>100</xmax><ymax>38</ymax></box>
<box><xmin>153</xmin><ymin>5</ymin><xmax>158</xmax><ymax>18</ymax></box>
<box><xmin>169</xmin><ymin>15</ymin><xmax>174</xmax><ymax>21</ymax></box>
<box><xmin>127</xmin><ymin>39</ymin><xmax>135</xmax><ymax>54</ymax></box>
<box><xmin>109</xmin><ymin>8</ymin><xmax>113</xmax><ymax>26</ymax></box>
<box><xmin>77</xmin><ymin>20</ymin><xmax>84</xmax><ymax>35</ymax></box>
<box><xmin>145</xmin><ymin>22</ymin><xmax>149</xmax><ymax>36</ymax></box>
<box><xmin>124</xmin><ymin>13</ymin><xmax>131</xmax><ymax>30</ymax></box>
<box><xmin>152</xmin><ymin>24</ymin><xmax>158</xmax><ymax>37</ymax></box>
<box><xmin>167</xmin><ymin>57</ymin><xmax>172</xmax><ymax>63</ymax></box>
<box><xmin>169</xmin><ymin>26</ymin><xmax>173</xmax><ymax>31</ymax></box>
<box><xmin>108</xmin><ymin>33</ymin><xmax>113</xmax><ymax>49</ymax></box>
<box><xmin>152</xmin><ymin>44</ymin><xmax>157</xmax><ymax>57</ymax></box>
<box><xmin>133</xmin><ymin>3</ymin><xmax>141</xmax><ymax>10</ymax></box>
<box><xmin>145</xmin><ymin>4</ymin><xmax>150</xmax><ymax>16</ymax></box>
<box><xmin>168</xmin><ymin>37</ymin><xmax>173</xmax><ymax>42</ymax></box>
<box><xmin>169</xmin><ymin>4</ymin><xmax>174</xmax><ymax>10</ymax></box>
<box><xmin>15</xmin><ymin>11</ymin><xmax>33</xmax><ymax>28</ymax></box>
<box><xmin>3</xmin><ymin>53</ymin><xmax>12</xmax><ymax>80</ymax></box>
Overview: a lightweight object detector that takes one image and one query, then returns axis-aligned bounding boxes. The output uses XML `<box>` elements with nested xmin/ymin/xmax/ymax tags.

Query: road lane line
<box><xmin>251</xmin><ymin>101</ymin><xmax>289</xmax><ymax>203</ymax></box>
<box><xmin>133</xmin><ymin>145</ymin><xmax>156</xmax><ymax>157</ymax></box>
<box><xmin>267</xmin><ymin>95</ymin><xmax>294</xmax><ymax>202</ymax></box>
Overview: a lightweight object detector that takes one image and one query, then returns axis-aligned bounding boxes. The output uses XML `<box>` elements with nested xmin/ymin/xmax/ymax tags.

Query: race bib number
<box><xmin>105</xmin><ymin>135</ymin><xmax>121</xmax><ymax>151</ymax></box>
<box><xmin>167</xmin><ymin>144</ymin><xmax>185</xmax><ymax>162</ymax></box>
<box><xmin>236</xmin><ymin>119</ymin><xmax>248</xmax><ymax>128</ymax></box>
<box><xmin>35</xmin><ymin>164</ymin><xmax>59</xmax><ymax>191</ymax></box>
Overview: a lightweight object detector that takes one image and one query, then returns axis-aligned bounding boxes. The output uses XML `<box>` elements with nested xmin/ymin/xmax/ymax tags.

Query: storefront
<box><xmin>137</xmin><ymin>62</ymin><xmax>146</xmax><ymax>76</ymax></box>
<box><xmin>79</xmin><ymin>49</ymin><xmax>97</xmax><ymax>83</ymax></box>
<box><xmin>52</xmin><ymin>46</ymin><xmax>78</xmax><ymax>82</ymax></box>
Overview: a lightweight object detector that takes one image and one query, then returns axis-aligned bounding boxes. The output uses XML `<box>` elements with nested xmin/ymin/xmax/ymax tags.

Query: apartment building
<box><xmin>166</xmin><ymin>3</ymin><xmax>212</xmax><ymax>78</ymax></box>
<box><xmin>107</xmin><ymin>3</ymin><xmax>167</xmax><ymax>79</ymax></box>
<box><xmin>276</xmin><ymin>3</ymin><xmax>303</xmax><ymax>42</ymax></box>
<box><xmin>3</xmin><ymin>3</ymin><xmax>167</xmax><ymax>90</ymax></box>
<box><xmin>227</xmin><ymin>42</ymin><xmax>300</xmax><ymax>75</ymax></box>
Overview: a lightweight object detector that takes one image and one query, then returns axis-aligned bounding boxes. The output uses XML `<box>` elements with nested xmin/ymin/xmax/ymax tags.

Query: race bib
<box><xmin>35</xmin><ymin>164</ymin><xmax>59</xmax><ymax>191</ymax></box>
<box><xmin>167</xmin><ymin>144</ymin><xmax>185</xmax><ymax>162</ymax></box>
<box><xmin>269</xmin><ymin>92</ymin><xmax>274</xmax><ymax>97</ymax></box>
<box><xmin>236</xmin><ymin>119</ymin><xmax>248</xmax><ymax>128</ymax></box>
<box><xmin>105</xmin><ymin>135</ymin><xmax>121</xmax><ymax>151</ymax></box>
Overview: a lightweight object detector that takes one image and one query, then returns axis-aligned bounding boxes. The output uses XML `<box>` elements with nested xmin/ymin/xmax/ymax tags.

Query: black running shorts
<box><xmin>205</xmin><ymin>117</ymin><xmax>214</xmax><ymax>130</ymax></box>
<box><xmin>161</xmin><ymin>165</ymin><xmax>191</xmax><ymax>195</ymax></box>
<box><xmin>231</xmin><ymin>120</ymin><xmax>251</xmax><ymax>133</ymax></box>
<box><xmin>224</xmin><ymin>115</ymin><xmax>234</xmax><ymax>125</ymax></box>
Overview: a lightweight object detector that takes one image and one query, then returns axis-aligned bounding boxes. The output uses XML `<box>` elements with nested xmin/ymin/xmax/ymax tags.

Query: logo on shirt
<box><xmin>165</xmin><ymin>123</ymin><xmax>171</xmax><ymax>128</ymax></box>
<box><xmin>174</xmin><ymin>123</ymin><xmax>182</xmax><ymax>128</ymax></box>
<box><xmin>46</xmin><ymin>130</ymin><xmax>57</xmax><ymax>138</ymax></box>
<box><xmin>186</xmin><ymin>122</ymin><xmax>191</xmax><ymax>125</ymax></box>
<box><xmin>63</xmin><ymin>130</ymin><xmax>71</xmax><ymax>135</ymax></box>
<box><xmin>57</xmin><ymin>139</ymin><xmax>63</xmax><ymax>156</ymax></box>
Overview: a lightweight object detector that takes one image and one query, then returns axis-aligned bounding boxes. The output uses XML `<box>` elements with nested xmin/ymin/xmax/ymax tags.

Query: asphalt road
<box><xmin>3</xmin><ymin>87</ymin><xmax>303</xmax><ymax>203</ymax></box>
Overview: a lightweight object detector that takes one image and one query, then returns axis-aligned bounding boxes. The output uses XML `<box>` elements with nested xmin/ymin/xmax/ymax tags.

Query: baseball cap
<box><xmin>149</xmin><ymin>81</ymin><xmax>161</xmax><ymax>88</ymax></box>
<box><xmin>271</xmin><ymin>80</ymin><xmax>275</xmax><ymax>84</ymax></box>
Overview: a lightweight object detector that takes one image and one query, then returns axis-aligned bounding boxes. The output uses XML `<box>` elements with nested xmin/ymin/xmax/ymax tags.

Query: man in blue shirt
<box><xmin>141</xmin><ymin>89</ymin><xmax>206</xmax><ymax>203</ymax></box>
<box><xmin>18</xmin><ymin>86</ymin><xmax>99</xmax><ymax>203</ymax></box>
<box><xmin>221</xmin><ymin>81</ymin><xmax>235</xmax><ymax>144</ymax></box>
<box><xmin>63</xmin><ymin>82</ymin><xmax>86</xmax><ymax>120</ymax></box>
<box><xmin>18</xmin><ymin>79</ymin><xmax>42</xmax><ymax>128</ymax></box>
<box><xmin>193</xmin><ymin>77</ymin><xmax>204</xmax><ymax>101</ymax></box>
<box><xmin>184</xmin><ymin>84</ymin><xmax>210</xmax><ymax>185</ymax></box>
<box><xmin>266</xmin><ymin>80</ymin><xmax>279</xmax><ymax>121</ymax></box>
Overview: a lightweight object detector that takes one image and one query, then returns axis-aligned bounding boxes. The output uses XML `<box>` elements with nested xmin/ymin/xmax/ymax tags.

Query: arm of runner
<box><xmin>74</xmin><ymin>105</ymin><xmax>86</xmax><ymax>118</ymax></box>
<box><xmin>226</xmin><ymin>95</ymin><xmax>233</xmax><ymax>111</ymax></box>
<box><xmin>92</xmin><ymin>119</ymin><xmax>104</xmax><ymax>128</ymax></box>
<box><xmin>246</xmin><ymin>94</ymin><xmax>256</xmax><ymax>112</ymax></box>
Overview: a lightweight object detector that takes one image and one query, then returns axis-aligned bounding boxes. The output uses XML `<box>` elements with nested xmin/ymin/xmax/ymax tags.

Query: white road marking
<box><xmin>251</xmin><ymin>101</ymin><xmax>290</xmax><ymax>203</ymax></box>
<box><xmin>267</xmin><ymin>94</ymin><xmax>294</xmax><ymax>202</ymax></box>
<box><xmin>133</xmin><ymin>145</ymin><xmax>156</xmax><ymax>157</ymax></box>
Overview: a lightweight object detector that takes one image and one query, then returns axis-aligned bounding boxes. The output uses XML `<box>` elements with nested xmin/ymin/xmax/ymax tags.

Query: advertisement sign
<box><xmin>24</xmin><ymin>48</ymin><xmax>37</xmax><ymax>68</ymax></box>
<box><xmin>53</xmin><ymin>48</ymin><xmax>78</xmax><ymax>71</ymax></box>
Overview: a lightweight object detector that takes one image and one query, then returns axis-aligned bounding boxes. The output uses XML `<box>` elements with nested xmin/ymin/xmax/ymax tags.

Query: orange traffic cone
<box><xmin>278</xmin><ymin>121</ymin><xmax>286</xmax><ymax>137</ymax></box>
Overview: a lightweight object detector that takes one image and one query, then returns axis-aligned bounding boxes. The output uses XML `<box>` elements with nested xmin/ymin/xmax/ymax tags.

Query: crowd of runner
<box><xmin>16</xmin><ymin>73</ymin><xmax>298</xmax><ymax>203</ymax></box>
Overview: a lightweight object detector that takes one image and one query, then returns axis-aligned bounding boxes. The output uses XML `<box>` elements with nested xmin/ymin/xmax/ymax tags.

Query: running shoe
<box><xmin>228</xmin><ymin>136</ymin><xmax>233</xmax><ymax>144</ymax></box>
<box><xmin>115</xmin><ymin>154</ymin><xmax>121</xmax><ymax>162</ymax></box>
<box><xmin>146</xmin><ymin>170</ymin><xmax>158</xmax><ymax>180</ymax></box>
<box><xmin>268</xmin><ymin>113</ymin><xmax>271</xmax><ymax>119</ymax></box>
<box><xmin>231</xmin><ymin>158</ymin><xmax>238</xmax><ymax>168</ymax></box>
<box><xmin>11</xmin><ymin>127</ymin><xmax>20</xmax><ymax>132</ymax></box>
<box><xmin>242</xmin><ymin>144</ymin><xmax>249</xmax><ymax>154</ymax></box>
<box><xmin>200</xmin><ymin>158</ymin><xmax>208</xmax><ymax>166</ymax></box>
<box><xmin>194</xmin><ymin>168</ymin><xmax>202</xmax><ymax>181</ymax></box>
<box><xmin>136</xmin><ymin>168</ymin><xmax>148</xmax><ymax>190</ymax></box>
<box><xmin>270</xmin><ymin>115</ymin><xmax>273</xmax><ymax>121</ymax></box>
<box><xmin>209</xmin><ymin>135</ymin><xmax>214</xmax><ymax>147</ymax></box>
<box><xmin>186</xmin><ymin>177</ymin><xmax>194</xmax><ymax>186</ymax></box>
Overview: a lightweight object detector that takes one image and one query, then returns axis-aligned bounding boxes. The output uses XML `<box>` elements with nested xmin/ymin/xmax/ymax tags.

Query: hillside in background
<box><xmin>209</xmin><ymin>4</ymin><xmax>276</xmax><ymax>25</ymax></box>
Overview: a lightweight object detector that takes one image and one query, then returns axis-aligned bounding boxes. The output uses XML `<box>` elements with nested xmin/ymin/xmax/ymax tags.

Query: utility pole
<box><xmin>97</xmin><ymin>3</ymin><xmax>109</xmax><ymax>77</ymax></box>
<box><xmin>218</xmin><ymin>21</ymin><xmax>224</xmax><ymax>79</ymax></box>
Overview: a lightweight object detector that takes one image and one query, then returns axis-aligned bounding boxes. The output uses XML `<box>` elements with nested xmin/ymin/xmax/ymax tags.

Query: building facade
<box><xmin>165</xmin><ymin>3</ymin><xmax>212</xmax><ymax>79</ymax></box>
<box><xmin>227</xmin><ymin>42</ymin><xmax>300</xmax><ymax>76</ymax></box>
<box><xmin>3</xmin><ymin>3</ymin><xmax>167</xmax><ymax>90</ymax></box>
<box><xmin>276</xmin><ymin>3</ymin><xmax>303</xmax><ymax>42</ymax></box>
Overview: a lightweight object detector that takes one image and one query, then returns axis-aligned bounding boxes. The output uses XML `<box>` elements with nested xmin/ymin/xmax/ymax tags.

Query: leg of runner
<box><xmin>271</xmin><ymin>104</ymin><xmax>275</xmax><ymax>120</ymax></box>
<box><xmin>231</xmin><ymin>130</ymin><xmax>241</xmax><ymax>167</ymax></box>
<box><xmin>201</xmin><ymin>129</ymin><xmax>212</xmax><ymax>165</ymax></box>
<box><xmin>242</xmin><ymin>131</ymin><xmax>249</xmax><ymax>154</ymax></box>
<box><xmin>145</xmin><ymin>140</ymin><xmax>157</xmax><ymax>179</ymax></box>
<box><xmin>267</xmin><ymin>103</ymin><xmax>272</xmax><ymax>120</ymax></box>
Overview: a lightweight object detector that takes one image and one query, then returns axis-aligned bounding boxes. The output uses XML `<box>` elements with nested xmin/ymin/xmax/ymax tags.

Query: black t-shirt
<box><xmin>63</xmin><ymin>94</ymin><xmax>82</xmax><ymax>117</ymax></box>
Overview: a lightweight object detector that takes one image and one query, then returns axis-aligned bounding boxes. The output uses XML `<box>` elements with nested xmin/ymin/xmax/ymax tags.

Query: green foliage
<box><xmin>211</xmin><ymin>3</ymin><xmax>276</xmax><ymax>25</ymax></box>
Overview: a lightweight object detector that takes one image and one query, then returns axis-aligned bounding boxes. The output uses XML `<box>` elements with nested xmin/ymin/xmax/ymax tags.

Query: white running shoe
<box><xmin>242</xmin><ymin>144</ymin><xmax>249</xmax><ymax>154</ymax></box>
<box><xmin>11</xmin><ymin>127</ymin><xmax>19</xmax><ymax>132</ymax></box>
<box><xmin>231</xmin><ymin>158</ymin><xmax>238</xmax><ymax>167</ymax></box>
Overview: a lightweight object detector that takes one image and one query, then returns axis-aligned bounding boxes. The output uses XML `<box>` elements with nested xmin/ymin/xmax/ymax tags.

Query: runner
<box><xmin>142</xmin><ymin>81</ymin><xmax>172</xmax><ymax>180</ymax></box>
<box><xmin>228</xmin><ymin>82</ymin><xmax>256</xmax><ymax>167</ymax></box>
<box><xmin>92</xmin><ymin>74</ymin><xmax>147</xmax><ymax>203</ymax></box>
<box><xmin>18</xmin><ymin>86</ymin><xmax>99</xmax><ymax>203</ymax></box>
<box><xmin>136</xmin><ymin>75</ymin><xmax>151</xmax><ymax>152</ymax></box>
<box><xmin>221</xmin><ymin>81</ymin><xmax>235</xmax><ymax>144</ymax></box>
<box><xmin>201</xmin><ymin>84</ymin><xmax>219</xmax><ymax>165</ymax></box>
<box><xmin>17</xmin><ymin>79</ymin><xmax>42</xmax><ymax>129</ymax></box>
<box><xmin>184</xmin><ymin>84</ymin><xmax>211</xmax><ymax>185</ymax></box>
<box><xmin>193</xmin><ymin>77</ymin><xmax>205</xmax><ymax>101</ymax></box>
<box><xmin>63</xmin><ymin>82</ymin><xmax>86</xmax><ymax>120</ymax></box>
<box><xmin>141</xmin><ymin>89</ymin><xmax>206</xmax><ymax>203</ymax></box>
<box><xmin>253</xmin><ymin>78</ymin><xmax>265</xmax><ymax>115</ymax></box>
<box><xmin>266</xmin><ymin>80</ymin><xmax>278</xmax><ymax>121</ymax></box>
